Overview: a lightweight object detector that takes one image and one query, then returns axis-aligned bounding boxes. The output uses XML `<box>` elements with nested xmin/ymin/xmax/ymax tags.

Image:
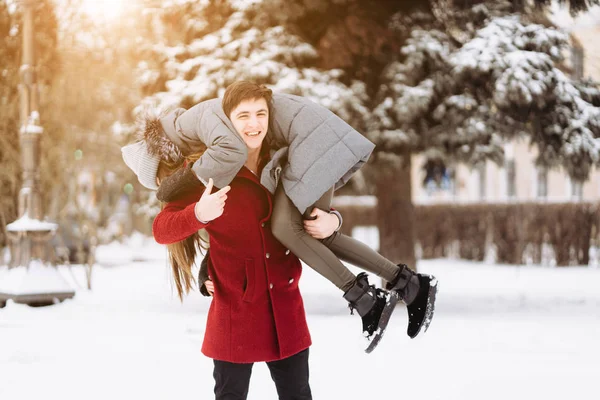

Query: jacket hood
<box><xmin>136</xmin><ymin>108</ymin><xmax>184</xmax><ymax>164</ymax></box>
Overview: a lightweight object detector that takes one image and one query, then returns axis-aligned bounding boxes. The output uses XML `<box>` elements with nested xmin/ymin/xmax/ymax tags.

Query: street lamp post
<box><xmin>0</xmin><ymin>0</ymin><xmax>75</xmax><ymax>307</ymax></box>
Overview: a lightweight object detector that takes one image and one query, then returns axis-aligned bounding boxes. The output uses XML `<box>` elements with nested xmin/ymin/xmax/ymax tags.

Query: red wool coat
<box><xmin>153</xmin><ymin>167</ymin><xmax>312</xmax><ymax>363</ymax></box>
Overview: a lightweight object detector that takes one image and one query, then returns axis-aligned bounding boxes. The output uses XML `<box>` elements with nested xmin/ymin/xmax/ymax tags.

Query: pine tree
<box><xmin>131</xmin><ymin>0</ymin><xmax>375</xmax><ymax>222</ymax></box>
<box><xmin>136</xmin><ymin>0</ymin><xmax>369</xmax><ymax>123</ymax></box>
<box><xmin>133</xmin><ymin>0</ymin><xmax>419</xmax><ymax>224</ymax></box>
<box><xmin>369</xmin><ymin>0</ymin><xmax>600</xmax><ymax>265</ymax></box>
<box><xmin>533</xmin><ymin>0</ymin><xmax>599</xmax><ymax>15</ymax></box>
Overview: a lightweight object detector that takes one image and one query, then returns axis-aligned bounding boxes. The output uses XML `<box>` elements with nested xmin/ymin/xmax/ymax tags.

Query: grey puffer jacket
<box><xmin>157</xmin><ymin>93</ymin><xmax>375</xmax><ymax>214</ymax></box>
<box><xmin>156</xmin><ymin>99</ymin><xmax>248</xmax><ymax>189</ymax></box>
<box><xmin>265</xmin><ymin>93</ymin><xmax>374</xmax><ymax>213</ymax></box>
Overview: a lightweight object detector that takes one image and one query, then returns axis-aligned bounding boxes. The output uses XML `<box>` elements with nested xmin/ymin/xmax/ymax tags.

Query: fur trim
<box><xmin>136</xmin><ymin>109</ymin><xmax>184</xmax><ymax>164</ymax></box>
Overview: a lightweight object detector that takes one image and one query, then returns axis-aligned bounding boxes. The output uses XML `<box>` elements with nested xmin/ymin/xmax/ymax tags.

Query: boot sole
<box><xmin>422</xmin><ymin>277</ymin><xmax>438</xmax><ymax>334</ymax></box>
<box><xmin>365</xmin><ymin>291</ymin><xmax>399</xmax><ymax>354</ymax></box>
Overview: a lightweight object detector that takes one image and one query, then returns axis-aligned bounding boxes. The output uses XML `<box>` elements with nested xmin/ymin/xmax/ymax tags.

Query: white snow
<box><xmin>6</xmin><ymin>215</ymin><xmax>58</xmax><ymax>232</ymax></box>
<box><xmin>20</xmin><ymin>123</ymin><xmax>43</xmax><ymax>135</ymax></box>
<box><xmin>1</xmin><ymin>237</ymin><xmax>598</xmax><ymax>400</ymax></box>
<box><xmin>0</xmin><ymin>260</ymin><xmax>74</xmax><ymax>295</ymax></box>
<box><xmin>549</xmin><ymin>3</ymin><xmax>600</xmax><ymax>31</ymax></box>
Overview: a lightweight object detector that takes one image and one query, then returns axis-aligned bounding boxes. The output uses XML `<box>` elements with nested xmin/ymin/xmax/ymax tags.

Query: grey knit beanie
<box><xmin>121</xmin><ymin>141</ymin><xmax>160</xmax><ymax>190</ymax></box>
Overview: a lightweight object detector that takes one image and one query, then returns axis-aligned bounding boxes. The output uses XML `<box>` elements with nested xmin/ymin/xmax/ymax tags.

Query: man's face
<box><xmin>229</xmin><ymin>98</ymin><xmax>269</xmax><ymax>150</ymax></box>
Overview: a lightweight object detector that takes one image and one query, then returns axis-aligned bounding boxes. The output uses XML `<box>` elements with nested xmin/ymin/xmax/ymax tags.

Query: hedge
<box><xmin>333</xmin><ymin>201</ymin><xmax>600</xmax><ymax>266</ymax></box>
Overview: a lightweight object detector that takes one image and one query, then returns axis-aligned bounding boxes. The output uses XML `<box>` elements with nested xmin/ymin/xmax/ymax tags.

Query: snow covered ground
<box><xmin>1</xmin><ymin>234</ymin><xmax>599</xmax><ymax>400</ymax></box>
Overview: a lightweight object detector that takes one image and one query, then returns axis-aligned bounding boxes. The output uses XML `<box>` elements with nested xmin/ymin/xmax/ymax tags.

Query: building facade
<box><xmin>412</xmin><ymin>141</ymin><xmax>600</xmax><ymax>204</ymax></box>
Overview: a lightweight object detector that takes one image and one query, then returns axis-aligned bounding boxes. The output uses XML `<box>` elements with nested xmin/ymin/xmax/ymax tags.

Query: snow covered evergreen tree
<box><xmin>375</xmin><ymin>1</ymin><xmax>600</xmax><ymax>178</ymax></box>
<box><xmin>131</xmin><ymin>0</ymin><xmax>376</xmax><ymax>222</ymax></box>
<box><xmin>371</xmin><ymin>0</ymin><xmax>600</xmax><ymax>264</ymax></box>
<box><xmin>136</xmin><ymin>0</ymin><xmax>369</xmax><ymax>125</ymax></box>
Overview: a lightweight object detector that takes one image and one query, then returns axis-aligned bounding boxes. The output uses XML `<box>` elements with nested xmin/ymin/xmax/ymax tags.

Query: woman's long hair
<box><xmin>157</xmin><ymin>149</ymin><xmax>209</xmax><ymax>301</ymax></box>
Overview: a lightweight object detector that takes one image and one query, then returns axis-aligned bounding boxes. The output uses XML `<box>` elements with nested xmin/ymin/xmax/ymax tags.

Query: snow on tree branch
<box><xmin>374</xmin><ymin>8</ymin><xmax>600</xmax><ymax>181</ymax></box>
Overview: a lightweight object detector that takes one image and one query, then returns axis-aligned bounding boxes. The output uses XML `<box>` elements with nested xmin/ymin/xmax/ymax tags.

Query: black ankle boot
<box><xmin>387</xmin><ymin>265</ymin><xmax>438</xmax><ymax>339</ymax></box>
<box><xmin>343</xmin><ymin>273</ymin><xmax>399</xmax><ymax>353</ymax></box>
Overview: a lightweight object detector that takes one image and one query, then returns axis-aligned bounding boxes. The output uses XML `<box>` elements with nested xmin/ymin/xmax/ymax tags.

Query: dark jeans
<box><xmin>213</xmin><ymin>349</ymin><xmax>312</xmax><ymax>400</ymax></box>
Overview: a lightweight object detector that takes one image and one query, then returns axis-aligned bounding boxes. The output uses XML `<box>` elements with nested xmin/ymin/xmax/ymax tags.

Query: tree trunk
<box><xmin>375</xmin><ymin>150</ymin><xmax>417</xmax><ymax>272</ymax></box>
<box><xmin>512</xmin><ymin>0</ymin><xmax>525</xmax><ymax>12</ymax></box>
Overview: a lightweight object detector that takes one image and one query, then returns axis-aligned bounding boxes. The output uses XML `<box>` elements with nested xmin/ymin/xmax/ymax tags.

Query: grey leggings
<box><xmin>271</xmin><ymin>185</ymin><xmax>400</xmax><ymax>293</ymax></box>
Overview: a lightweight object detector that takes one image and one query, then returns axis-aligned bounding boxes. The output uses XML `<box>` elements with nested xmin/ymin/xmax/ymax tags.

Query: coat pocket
<box><xmin>242</xmin><ymin>258</ymin><xmax>257</xmax><ymax>303</ymax></box>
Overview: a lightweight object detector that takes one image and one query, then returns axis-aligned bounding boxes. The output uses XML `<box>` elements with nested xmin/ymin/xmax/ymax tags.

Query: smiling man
<box><xmin>222</xmin><ymin>84</ymin><xmax>271</xmax><ymax>177</ymax></box>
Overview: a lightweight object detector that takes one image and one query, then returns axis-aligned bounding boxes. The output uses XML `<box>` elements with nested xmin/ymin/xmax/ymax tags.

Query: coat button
<box><xmin>266</xmin><ymin>253</ymin><xmax>270</xmax><ymax>259</ymax></box>
<box><xmin>288</xmin><ymin>278</ymin><xmax>294</xmax><ymax>284</ymax></box>
<box><xmin>269</xmin><ymin>283</ymin><xmax>274</xmax><ymax>289</ymax></box>
<box><xmin>261</xmin><ymin>222</ymin><xmax>265</xmax><ymax>228</ymax></box>
<box><xmin>285</xmin><ymin>249</ymin><xmax>290</xmax><ymax>255</ymax></box>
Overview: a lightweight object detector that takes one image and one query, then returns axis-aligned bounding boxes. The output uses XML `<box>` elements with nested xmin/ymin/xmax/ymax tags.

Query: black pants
<box><xmin>213</xmin><ymin>348</ymin><xmax>312</xmax><ymax>400</ymax></box>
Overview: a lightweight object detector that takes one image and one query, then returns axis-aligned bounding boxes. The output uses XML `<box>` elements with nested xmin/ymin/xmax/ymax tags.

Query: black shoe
<box><xmin>387</xmin><ymin>265</ymin><xmax>438</xmax><ymax>339</ymax></box>
<box><xmin>343</xmin><ymin>273</ymin><xmax>399</xmax><ymax>353</ymax></box>
<box><xmin>406</xmin><ymin>274</ymin><xmax>437</xmax><ymax>338</ymax></box>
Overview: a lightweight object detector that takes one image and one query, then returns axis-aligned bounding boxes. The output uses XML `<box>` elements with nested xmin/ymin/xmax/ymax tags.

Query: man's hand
<box><xmin>303</xmin><ymin>208</ymin><xmax>340</xmax><ymax>239</ymax></box>
<box><xmin>194</xmin><ymin>178</ymin><xmax>231</xmax><ymax>222</ymax></box>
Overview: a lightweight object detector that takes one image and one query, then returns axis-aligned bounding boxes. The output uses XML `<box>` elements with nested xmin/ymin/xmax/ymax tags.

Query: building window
<box><xmin>423</xmin><ymin>160</ymin><xmax>454</xmax><ymax>197</ymax></box>
<box><xmin>569</xmin><ymin>177</ymin><xmax>583</xmax><ymax>200</ymax></box>
<box><xmin>505</xmin><ymin>159</ymin><xmax>516</xmax><ymax>199</ymax></box>
<box><xmin>537</xmin><ymin>166</ymin><xmax>548</xmax><ymax>199</ymax></box>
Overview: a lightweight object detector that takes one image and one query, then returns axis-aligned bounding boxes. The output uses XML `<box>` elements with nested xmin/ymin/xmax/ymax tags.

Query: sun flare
<box><xmin>79</xmin><ymin>0</ymin><xmax>126</xmax><ymax>21</ymax></box>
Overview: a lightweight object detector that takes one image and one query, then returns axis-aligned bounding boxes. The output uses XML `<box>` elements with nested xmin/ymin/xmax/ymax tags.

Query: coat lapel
<box><xmin>237</xmin><ymin>166</ymin><xmax>273</xmax><ymax>218</ymax></box>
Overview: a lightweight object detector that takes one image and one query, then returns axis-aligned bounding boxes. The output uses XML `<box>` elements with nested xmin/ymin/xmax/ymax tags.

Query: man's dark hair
<box><xmin>222</xmin><ymin>81</ymin><xmax>273</xmax><ymax>118</ymax></box>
